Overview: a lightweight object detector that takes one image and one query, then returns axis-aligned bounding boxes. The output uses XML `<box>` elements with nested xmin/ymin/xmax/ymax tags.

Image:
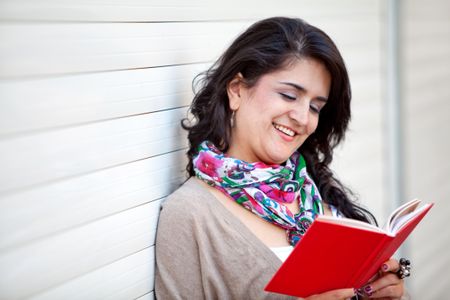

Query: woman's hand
<box><xmin>302</xmin><ymin>288</ymin><xmax>355</xmax><ymax>300</ymax></box>
<box><xmin>298</xmin><ymin>258</ymin><xmax>406</xmax><ymax>300</ymax></box>
<box><xmin>357</xmin><ymin>258</ymin><xmax>405</xmax><ymax>299</ymax></box>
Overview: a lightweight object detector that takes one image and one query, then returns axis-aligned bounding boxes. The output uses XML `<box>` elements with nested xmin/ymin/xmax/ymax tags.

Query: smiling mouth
<box><xmin>273</xmin><ymin>123</ymin><xmax>296</xmax><ymax>137</ymax></box>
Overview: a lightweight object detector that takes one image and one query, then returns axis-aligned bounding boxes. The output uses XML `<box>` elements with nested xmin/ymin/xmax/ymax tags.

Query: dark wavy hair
<box><xmin>182</xmin><ymin>17</ymin><xmax>376</xmax><ymax>225</ymax></box>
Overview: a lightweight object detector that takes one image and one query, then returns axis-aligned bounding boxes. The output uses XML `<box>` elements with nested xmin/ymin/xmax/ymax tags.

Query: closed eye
<box><xmin>310</xmin><ymin>102</ymin><xmax>325</xmax><ymax>114</ymax></box>
<box><xmin>279</xmin><ymin>92</ymin><xmax>296</xmax><ymax>101</ymax></box>
<box><xmin>310</xmin><ymin>104</ymin><xmax>320</xmax><ymax>114</ymax></box>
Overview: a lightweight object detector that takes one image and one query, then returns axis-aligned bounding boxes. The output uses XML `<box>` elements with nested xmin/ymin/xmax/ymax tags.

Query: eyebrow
<box><xmin>278</xmin><ymin>81</ymin><xmax>328</xmax><ymax>102</ymax></box>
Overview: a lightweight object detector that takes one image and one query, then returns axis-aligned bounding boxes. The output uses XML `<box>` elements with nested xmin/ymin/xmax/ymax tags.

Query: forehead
<box><xmin>255</xmin><ymin>58</ymin><xmax>331</xmax><ymax>91</ymax></box>
<box><xmin>273</xmin><ymin>58</ymin><xmax>327</xmax><ymax>76</ymax></box>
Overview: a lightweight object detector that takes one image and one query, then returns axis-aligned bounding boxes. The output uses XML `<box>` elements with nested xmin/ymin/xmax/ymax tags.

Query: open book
<box><xmin>265</xmin><ymin>199</ymin><xmax>434</xmax><ymax>298</ymax></box>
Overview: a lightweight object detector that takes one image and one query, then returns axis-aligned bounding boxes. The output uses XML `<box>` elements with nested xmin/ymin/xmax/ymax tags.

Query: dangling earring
<box><xmin>230</xmin><ymin>110</ymin><xmax>236</xmax><ymax>128</ymax></box>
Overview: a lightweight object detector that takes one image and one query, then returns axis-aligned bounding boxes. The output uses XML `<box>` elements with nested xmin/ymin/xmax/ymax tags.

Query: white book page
<box><xmin>317</xmin><ymin>198</ymin><xmax>427</xmax><ymax>236</ymax></box>
<box><xmin>383</xmin><ymin>199</ymin><xmax>421</xmax><ymax>234</ymax></box>
<box><xmin>317</xmin><ymin>215</ymin><xmax>385</xmax><ymax>233</ymax></box>
<box><xmin>389</xmin><ymin>204</ymin><xmax>431</xmax><ymax>234</ymax></box>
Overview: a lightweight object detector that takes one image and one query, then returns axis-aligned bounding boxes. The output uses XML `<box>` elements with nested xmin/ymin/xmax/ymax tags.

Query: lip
<box><xmin>273</xmin><ymin>122</ymin><xmax>297</xmax><ymax>142</ymax></box>
<box><xmin>273</xmin><ymin>122</ymin><xmax>298</xmax><ymax>135</ymax></box>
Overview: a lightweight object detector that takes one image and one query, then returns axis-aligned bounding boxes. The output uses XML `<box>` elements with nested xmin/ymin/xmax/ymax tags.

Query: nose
<box><xmin>288</xmin><ymin>101</ymin><xmax>310</xmax><ymax>127</ymax></box>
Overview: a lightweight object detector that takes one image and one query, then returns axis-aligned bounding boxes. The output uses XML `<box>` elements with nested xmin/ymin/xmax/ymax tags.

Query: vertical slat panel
<box><xmin>401</xmin><ymin>0</ymin><xmax>450</xmax><ymax>298</ymax></box>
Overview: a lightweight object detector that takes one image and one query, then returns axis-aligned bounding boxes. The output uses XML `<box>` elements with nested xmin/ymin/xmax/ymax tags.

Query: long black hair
<box><xmin>182</xmin><ymin>17</ymin><xmax>376</xmax><ymax>225</ymax></box>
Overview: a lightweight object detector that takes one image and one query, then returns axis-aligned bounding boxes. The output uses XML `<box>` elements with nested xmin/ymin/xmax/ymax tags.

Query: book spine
<box><xmin>347</xmin><ymin>234</ymin><xmax>393</xmax><ymax>288</ymax></box>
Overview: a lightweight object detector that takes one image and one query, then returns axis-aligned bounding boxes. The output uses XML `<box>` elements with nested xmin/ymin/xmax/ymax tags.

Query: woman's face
<box><xmin>226</xmin><ymin>58</ymin><xmax>331</xmax><ymax>164</ymax></box>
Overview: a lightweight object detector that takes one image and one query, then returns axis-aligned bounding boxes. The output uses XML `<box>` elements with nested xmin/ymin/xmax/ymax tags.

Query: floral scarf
<box><xmin>193</xmin><ymin>140</ymin><xmax>325</xmax><ymax>246</ymax></box>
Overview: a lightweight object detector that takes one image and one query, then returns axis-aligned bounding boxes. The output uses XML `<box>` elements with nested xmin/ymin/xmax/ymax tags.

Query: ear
<box><xmin>227</xmin><ymin>73</ymin><xmax>245</xmax><ymax>111</ymax></box>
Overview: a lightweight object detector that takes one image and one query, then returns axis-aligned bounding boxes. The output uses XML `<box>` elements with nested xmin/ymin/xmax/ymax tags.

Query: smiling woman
<box><xmin>155</xmin><ymin>17</ymin><xmax>408</xmax><ymax>300</ymax></box>
<box><xmin>226</xmin><ymin>59</ymin><xmax>330</xmax><ymax>164</ymax></box>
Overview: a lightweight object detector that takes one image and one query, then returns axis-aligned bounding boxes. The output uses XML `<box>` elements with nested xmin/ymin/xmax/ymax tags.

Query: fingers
<box><xmin>367</xmin><ymin>281</ymin><xmax>404</xmax><ymax>299</ymax></box>
<box><xmin>308</xmin><ymin>288</ymin><xmax>355</xmax><ymax>299</ymax></box>
<box><xmin>357</xmin><ymin>258</ymin><xmax>404</xmax><ymax>299</ymax></box>
<box><xmin>366</xmin><ymin>273</ymin><xmax>404</xmax><ymax>298</ymax></box>
<box><xmin>380</xmin><ymin>258</ymin><xmax>400</xmax><ymax>273</ymax></box>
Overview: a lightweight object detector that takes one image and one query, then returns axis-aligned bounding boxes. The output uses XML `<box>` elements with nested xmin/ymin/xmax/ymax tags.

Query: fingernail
<box><xmin>382</xmin><ymin>263</ymin><xmax>389</xmax><ymax>271</ymax></box>
<box><xmin>364</xmin><ymin>285</ymin><xmax>373</xmax><ymax>294</ymax></box>
<box><xmin>354</xmin><ymin>288</ymin><xmax>363</xmax><ymax>296</ymax></box>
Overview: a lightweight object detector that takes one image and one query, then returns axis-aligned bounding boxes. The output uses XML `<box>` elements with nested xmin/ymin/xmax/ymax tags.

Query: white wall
<box><xmin>401</xmin><ymin>0</ymin><xmax>450</xmax><ymax>298</ymax></box>
<box><xmin>0</xmin><ymin>0</ymin><xmax>419</xmax><ymax>298</ymax></box>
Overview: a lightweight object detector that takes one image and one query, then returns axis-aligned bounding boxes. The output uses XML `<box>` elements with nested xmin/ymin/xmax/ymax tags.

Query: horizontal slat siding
<box><xmin>0</xmin><ymin>150</ymin><xmax>187</xmax><ymax>250</ymax></box>
<box><xmin>0</xmin><ymin>64</ymin><xmax>206</xmax><ymax>136</ymax></box>
<box><xmin>0</xmin><ymin>199</ymin><xmax>161</xmax><ymax>300</ymax></box>
<box><xmin>402</xmin><ymin>0</ymin><xmax>450</xmax><ymax>298</ymax></box>
<box><xmin>0</xmin><ymin>107</ymin><xmax>187</xmax><ymax>193</ymax></box>
<box><xmin>0</xmin><ymin>22</ymin><xmax>250</xmax><ymax>78</ymax></box>
<box><xmin>135</xmin><ymin>291</ymin><xmax>154</xmax><ymax>300</ymax></box>
<box><xmin>0</xmin><ymin>18</ymin><xmax>379</xmax><ymax>78</ymax></box>
<box><xmin>0</xmin><ymin>1</ymin><xmax>388</xmax><ymax>299</ymax></box>
<box><xmin>29</xmin><ymin>247</ymin><xmax>155</xmax><ymax>300</ymax></box>
<box><xmin>0</xmin><ymin>0</ymin><xmax>378</xmax><ymax>22</ymax></box>
<box><xmin>0</xmin><ymin>48</ymin><xmax>381</xmax><ymax>138</ymax></box>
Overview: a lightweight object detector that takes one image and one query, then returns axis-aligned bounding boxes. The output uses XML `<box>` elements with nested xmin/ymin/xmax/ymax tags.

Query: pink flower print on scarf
<box><xmin>259</xmin><ymin>183</ymin><xmax>296</xmax><ymax>204</ymax></box>
<box><xmin>193</xmin><ymin>140</ymin><xmax>325</xmax><ymax>246</ymax></box>
<box><xmin>196</xmin><ymin>151</ymin><xmax>223</xmax><ymax>179</ymax></box>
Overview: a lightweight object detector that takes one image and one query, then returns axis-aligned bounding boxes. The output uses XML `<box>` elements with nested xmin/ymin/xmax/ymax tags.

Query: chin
<box><xmin>265</xmin><ymin>152</ymin><xmax>294</xmax><ymax>165</ymax></box>
<box><xmin>263</xmin><ymin>142</ymin><xmax>299</xmax><ymax>164</ymax></box>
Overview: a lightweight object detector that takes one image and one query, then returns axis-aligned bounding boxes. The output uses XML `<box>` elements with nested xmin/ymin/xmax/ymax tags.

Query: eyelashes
<box><xmin>279</xmin><ymin>92</ymin><xmax>322</xmax><ymax>114</ymax></box>
<box><xmin>310</xmin><ymin>105</ymin><xmax>320</xmax><ymax>114</ymax></box>
<box><xmin>279</xmin><ymin>92</ymin><xmax>296</xmax><ymax>100</ymax></box>
<box><xmin>280</xmin><ymin>93</ymin><xmax>297</xmax><ymax>100</ymax></box>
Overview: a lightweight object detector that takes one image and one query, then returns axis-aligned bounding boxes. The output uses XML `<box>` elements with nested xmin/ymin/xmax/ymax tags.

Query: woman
<box><xmin>155</xmin><ymin>17</ymin><xmax>407</xmax><ymax>299</ymax></box>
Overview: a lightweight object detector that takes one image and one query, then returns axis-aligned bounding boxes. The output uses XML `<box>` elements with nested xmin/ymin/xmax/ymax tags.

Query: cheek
<box><xmin>245</xmin><ymin>100</ymin><xmax>272</xmax><ymax>123</ymax></box>
<box><xmin>308</xmin><ymin>116</ymin><xmax>320</xmax><ymax>133</ymax></box>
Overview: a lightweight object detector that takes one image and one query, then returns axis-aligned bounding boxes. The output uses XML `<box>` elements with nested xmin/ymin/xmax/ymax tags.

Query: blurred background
<box><xmin>0</xmin><ymin>0</ymin><xmax>449</xmax><ymax>299</ymax></box>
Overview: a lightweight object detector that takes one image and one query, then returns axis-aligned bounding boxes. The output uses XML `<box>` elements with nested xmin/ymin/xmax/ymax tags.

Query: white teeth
<box><xmin>273</xmin><ymin>123</ymin><xmax>295</xmax><ymax>137</ymax></box>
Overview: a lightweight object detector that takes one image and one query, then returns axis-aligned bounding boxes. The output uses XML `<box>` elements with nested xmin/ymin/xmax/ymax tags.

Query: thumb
<box><xmin>310</xmin><ymin>288</ymin><xmax>356</xmax><ymax>299</ymax></box>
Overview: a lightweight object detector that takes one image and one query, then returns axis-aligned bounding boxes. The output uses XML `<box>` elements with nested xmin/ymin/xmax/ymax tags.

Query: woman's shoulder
<box><xmin>157</xmin><ymin>177</ymin><xmax>220</xmax><ymax>240</ymax></box>
<box><xmin>159</xmin><ymin>177</ymin><xmax>212</xmax><ymax>219</ymax></box>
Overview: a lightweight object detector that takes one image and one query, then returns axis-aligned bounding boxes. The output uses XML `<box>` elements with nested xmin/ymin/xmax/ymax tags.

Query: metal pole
<box><xmin>386</xmin><ymin>0</ymin><xmax>405</xmax><ymax>255</ymax></box>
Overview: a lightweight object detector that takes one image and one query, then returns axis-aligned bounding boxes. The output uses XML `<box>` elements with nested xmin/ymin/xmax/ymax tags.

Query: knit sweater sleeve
<box><xmin>154</xmin><ymin>190</ymin><xmax>205</xmax><ymax>299</ymax></box>
<box><xmin>155</xmin><ymin>179</ymin><xmax>297</xmax><ymax>300</ymax></box>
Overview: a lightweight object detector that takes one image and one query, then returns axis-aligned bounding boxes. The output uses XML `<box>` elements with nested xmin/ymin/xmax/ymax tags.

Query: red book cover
<box><xmin>265</xmin><ymin>199</ymin><xmax>434</xmax><ymax>298</ymax></box>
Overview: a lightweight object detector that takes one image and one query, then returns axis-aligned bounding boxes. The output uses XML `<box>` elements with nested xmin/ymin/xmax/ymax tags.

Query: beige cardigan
<box><xmin>155</xmin><ymin>177</ymin><xmax>296</xmax><ymax>300</ymax></box>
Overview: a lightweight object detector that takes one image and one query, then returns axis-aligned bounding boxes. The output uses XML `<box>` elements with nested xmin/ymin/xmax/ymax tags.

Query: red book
<box><xmin>265</xmin><ymin>199</ymin><xmax>434</xmax><ymax>298</ymax></box>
